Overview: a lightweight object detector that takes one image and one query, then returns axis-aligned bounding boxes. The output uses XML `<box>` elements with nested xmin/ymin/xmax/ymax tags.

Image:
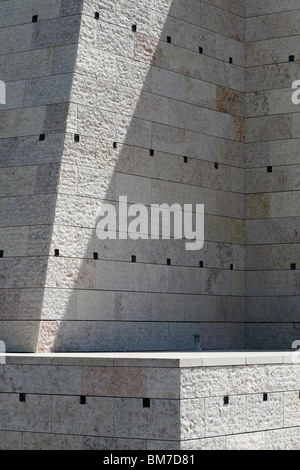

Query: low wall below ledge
<box><xmin>0</xmin><ymin>351</ymin><xmax>299</xmax><ymax>450</ymax></box>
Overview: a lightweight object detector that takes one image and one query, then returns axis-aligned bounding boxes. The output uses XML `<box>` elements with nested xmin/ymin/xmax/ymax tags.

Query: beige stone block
<box><xmin>146</xmin><ymin>367</ymin><xmax>180</xmax><ymax>399</ymax></box>
<box><xmin>247</xmin><ymin>393</ymin><xmax>284</xmax><ymax>432</ymax></box>
<box><xmin>31</xmin><ymin>15</ymin><xmax>81</xmax><ymax>48</ymax></box>
<box><xmin>205</xmin><ymin>395</ymin><xmax>247</xmax><ymax>437</ymax></box>
<box><xmin>134</xmin><ymin>263</ymin><xmax>168</xmax><ymax>292</ymax></box>
<box><xmin>245</xmin><ymin>42</ymin><xmax>268</xmax><ymax>67</ymax></box>
<box><xmin>181</xmin><ymin>436</ymin><xmax>226</xmax><ymax>450</ymax></box>
<box><xmin>0</xmin><ymin>23</ymin><xmax>33</xmax><ymax>54</ymax></box>
<box><xmin>151</xmin><ymin>293</ymin><xmax>186</xmax><ymax>321</ymax></box>
<box><xmin>23</xmin><ymin>365</ymin><xmax>82</xmax><ymax>395</ymax></box>
<box><xmin>23</xmin><ymin>432</ymin><xmax>83</xmax><ymax>450</ymax></box>
<box><xmin>77</xmin><ymin>290</ymin><xmax>115</xmax><ymax>321</ymax></box>
<box><xmin>265</xmin><ymin>427</ymin><xmax>300</xmax><ymax>450</ymax></box>
<box><xmin>96</xmin><ymin>260</ymin><xmax>133</xmax><ymax>291</ymax></box>
<box><xmin>168</xmin><ymin>266</ymin><xmax>202</xmax><ymax>294</ymax></box>
<box><xmin>83</xmin><ymin>366</ymin><xmax>147</xmax><ymax>397</ymax></box>
<box><xmin>77</xmin><ymin>166</ymin><xmax>115</xmax><ymax>199</ymax></box>
<box><xmin>115</xmin><ymin>292</ymin><xmax>151</xmax><ymax>321</ymax></box>
<box><xmin>226</xmin><ymin>432</ymin><xmax>266</xmax><ymax>450</ymax></box>
<box><xmin>284</xmin><ymin>391</ymin><xmax>300</xmax><ymax>427</ymax></box>
<box><xmin>0</xmin><ymin>394</ymin><xmax>51</xmax><ymax>432</ymax></box>
<box><xmin>0</xmin><ymin>431</ymin><xmax>23</xmax><ymax>450</ymax></box>
<box><xmin>46</xmin><ymin>258</ymin><xmax>96</xmax><ymax>289</ymax></box>
<box><xmin>3</xmin><ymin>48</ymin><xmax>54</xmax><ymax>81</ymax></box>
<box><xmin>181</xmin><ymin>398</ymin><xmax>205</xmax><ymax>440</ymax></box>
<box><xmin>83</xmin><ymin>436</ymin><xmax>146</xmax><ymax>450</ymax></box>
<box><xmin>0</xmin><ymin>107</ymin><xmax>46</xmax><ymax>138</ymax></box>
<box><xmin>0</xmin><ymin>226</ymin><xmax>29</xmax><ymax>257</ymax></box>
<box><xmin>52</xmin><ymin>396</ymin><xmax>113</xmax><ymax>436</ymax></box>
<box><xmin>116</xmin><ymin>173</ymin><xmax>151</xmax><ymax>205</ymax></box>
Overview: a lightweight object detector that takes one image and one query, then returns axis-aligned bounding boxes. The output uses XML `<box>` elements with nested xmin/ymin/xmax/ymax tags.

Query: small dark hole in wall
<box><xmin>132</xmin><ymin>255</ymin><xmax>136</xmax><ymax>263</ymax></box>
<box><xmin>39</xmin><ymin>134</ymin><xmax>45</xmax><ymax>141</ymax></box>
<box><xmin>167</xmin><ymin>258</ymin><xmax>171</xmax><ymax>265</ymax></box>
<box><xmin>93</xmin><ymin>252</ymin><xmax>98</xmax><ymax>260</ymax></box>
<box><xmin>263</xmin><ymin>393</ymin><xmax>268</xmax><ymax>402</ymax></box>
<box><xmin>215</xmin><ymin>162</ymin><xmax>219</xmax><ymax>169</ymax></box>
<box><xmin>291</xmin><ymin>263</ymin><xmax>296</xmax><ymax>270</ymax></box>
<box><xmin>229</xmin><ymin>57</ymin><xmax>233</xmax><ymax>64</ymax></box>
<box><xmin>143</xmin><ymin>398</ymin><xmax>151</xmax><ymax>408</ymax></box>
<box><xmin>289</xmin><ymin>55</ymin><xmax>295</xmax><ymax>62</ymax></box>
<box><xmin>224</xmin><ymin>396</ymin><xmax>229</xmax><ymax>405</ymax></box>
<box><xmin>267</xmin><ymin>166</ymin><xmax>273</xmax><ymax>173</ymax></box>
<box><xmin>199</xmin><ymin>261</ymin><xmax>204</xmax><ymax>268</ymax></box>
<box><xmin>199</xmin><ymin>47</ymin><xmax>203</xmax><ymax>54</ymax></box>
<box><xmin>32</xmin><ymin>15</ymin><xmax>38</xmax><ymax>23</ymax></box>
<box><xmin>113</xmin><ymin>142</ymin><xmax>117</xmax><ymax>149</ymax></box>
<box><xmin>74</xmin><ymin>134</ymin><xmax>80</xmax><ymax>142</ymax></box>
<box><xmin>230</xmin><ymin>264</ymin><xmax>234</xmax><ymax>270</ymax></box>
<box><xmin>19</xmin><ymin>393</ymin><xmax>26</xmax><ymax>402</ymax></box>
<box><xmin>132</xmin><ymin>25</ymin><xmax>137</xmax><ymax>32</ymax></box>
<box><xmin>80</xmin><ymin>396</ymin><xmax>86</xmax><ymax>405</ymax></box>
<box><xmin>150</xmin><ymin>149</ymin><xmax>154</xmax><ymax>156</ymax></box>
<box><xmin>54</xmin><ymin>249</ymin><xmax>60</xmax><ymax>257</ymax></box>
<box><xmin>184</xmin><ymin>156</ymin><xmax>188</xmax><ymax>163</ymax></box>
<box><xmin>95</xmin><ymin>11</ymin><xmax>100</xmax><ymax>19</ymax></box>
<box><xmin>167</xmin><ymin>36</ymin><xmax>172</xmax><ymax>43</ymax></box>
<box><xmin>0</xmin><ymin>250</ymin><xmax>3</xmax><ymax>258</ymax></box>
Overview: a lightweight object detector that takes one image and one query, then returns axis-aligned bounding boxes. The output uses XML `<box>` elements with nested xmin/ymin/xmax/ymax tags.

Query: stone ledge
<box><xmin>0</xmin><ymin>350</ymin><xmax>296</xmax><ymax>367</ymax></box>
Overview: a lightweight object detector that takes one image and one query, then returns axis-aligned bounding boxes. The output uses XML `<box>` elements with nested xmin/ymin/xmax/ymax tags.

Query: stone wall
<box><xmin>0</xmin><ymin>352</ymin><xmax>300</xmax><ymax>450</ymax></box>
<box><xmin>245</xmin><ymin>1</ymin><xmax>300</xmax><ymax>349</ymax></box>
<box><xmin>0</xmin><ymin>0</ymin><xmax>247</xmax><ymax>352</ymax></box>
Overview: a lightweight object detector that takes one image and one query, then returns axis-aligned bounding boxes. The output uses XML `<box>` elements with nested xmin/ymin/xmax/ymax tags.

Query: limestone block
<box><xmin>265</xmin><ymin>427</ymin><xmax>300</xmax><ymax>450</ymax></box>
<box><xmin>246</xmin><ymin>194</ymin><xmax>270</xmax><ymax>219</ymax></box>
<box><xmin>0</xmin><ymin>393</ymin><xmax>51</xmax><ymax>432</ymax></box>
<box><xmin>267</xmin><ymin>364</ymin><xmax>300</xmax><ymax>392</ymax></box>
<box><xmin>83</xmin><ymin>436</ymin><xmax>146</xmax><ymax>450</ymax></box>
<box><xmin>52</xmin><ymin>44</ymin><xmax>78</xmax><ymax>74</ymax></box>
<box><xmin>151</xmin><ymin>293</ymin><xmax>186</xmax><ymax>322</ymax></box>
<box><xmin>0</xmin><ymin>257</ymin><xmax>48</xmax><ymax>289</ymax></box>
<box><xmin>168</xmin><ymin>323</ymin><xmax>202</xmax><ymax>350</ymax></box>
<box><xmin>186</xmin><ymin>295</ymin><xmax>217</xmax><ymax>322</ymax></box>
<box><xmin>115</xmin><ymin>292</ymin><xmax>151</xmax><ymax>321</ymax></box>
<box><xmin>0</xmin><ymin>289</ymin><xmax>21</xmax><ymax>320</ymax></box>
<box><xmin>1</xmin><ymin>80</ymin><xmax>25</xmax><ymax>110</ymax></box>
<box><xmin>245</xmin><ymin>141</ymin><xmax>270</xmax><ymax>168</ymax></box>
<box><xmin>245</xmin><ymin>12</ymin><xmax>299</xmax><ymax>42</ymax></box>
<box><xmin>181</xmin><ymin>436</ymin><xmax>226</xmax><ymax>450</ymax></box>
<box><xmin>245</xmin><ymin>64</ymin><xmax>291</xmax><ymax>92</ymax></box>
<box><xmin>23</xmin><ymin>74</ymin><xmax>72</xmax><ymax>106</ymax></box>
<box><xmin>205</xmin><ymin>214</ymin><xmax>245</xmax><ymax>244</ymax></box>
<box><xmin>0</xmin><ymin>137</ymin><xmax>17</xmax><ymax>168</ymax></box>
<box><xmin>78</xmin><ymin>105</ymin><xmax>115</xmax><ymax>139</ymax></box>
<box><xmin>270</xmin><ymin>296</ymin><xmax>300</xmax><ymax>322</ymax></box>
<box><xmin>115</xmin><ymin>56</ymin><xmax>151</xmax><ymax>92</ymax></box>
<box><xmin>247</xmin><ymin>393</ymin><xmax>283</xmax><ymax>432</ymax></box>
<box><xmin>246</xmin><ymin>245</ymin><xmax>270</xmax><ymax>270</ymax></box>
<box><xmin>0</xmin><ymin>431</ymin><xmax>23</xmax><ymax>450</ymax></box>
<box><xmin>96</xmin><ymin>23</ymin><xmax>135</xmax><ymax>59</ymax></box>
<box><xmin>77</xmin><ymin>166</ymin><xmax>115</xmax><ymax>199</ymax></box>
<box><xmin>133</xmin><ymin>263</ymin><xmax>168</xmax><ymax>292</ymax></box>
<box><xmin>0</xmin><ymin>23</ymin><xmax>33</xmax><ymax>54</ymax></box>
<box><xmin>283</xmin><ymin>391</ymin><xmax>300</xmax><ymax>427</ymax></box>
<box><xmin>77</xmin><ymin>290</ymin><xmax>115</xmax><ymax>321</ymax></box>
<box><xmin>31</xmin><ymin>15</ymin><xmax>81</xmax><ymax>48</ymax></box>
<box><xmin>226</xmin><ymin>432</ymin><xmax>266</xmax><ymax>450</ymax></box>
<box><xmin>116</xmin><ymin>173</ymin><xmax>151</xmax><ymax>205</ymax></box>
<box><xmin>245</xmin><ymin>42</ymin><xmax>268</xmax><ymax>67</ymax></box>
<box><xmin>131</xmin><ymin>322</ymin><xmax>170</xmax><ymax>351</ymax></box>
<box><xmin>246</xmin><ymin>271</ymin><xmax>293</xmax><ymax>296</ymax></box>
<box><xmin>152</xmin><ymin>67</ymin><xmax>186</xmax><ymax>101</ymax></box>
<box><xmin>113</xmin><ymin>398</ymin><xmax>179</xmax><ymax>440</ymax></box>
<box><xmin>0</xmin><ymin>365</ymin><xmax>22</xmax><ymax>392</ymax></box>
<box><xmin>146</xmin><ymin>367</ymin><xmax>180</xmax><ymax>399</ymax></box>
<box><xmin>168</xmin><ymin>266</ymin><xmax>202</xmax><ymax>294</ymax></box>
<box><xmin>147</xmin><ymin>439</ymin><xmax>180</xmax><ymax>450</ymax></box>
<box><xmin>270</xmin><ymin>139</ymin><xmax>300</xmax><ymax>166</ymax></box>
<box><xmin>202</xmin><ymin>269</ymin><xmax>230</xmax><ymax>295</ymax></box>
<box><xmin>34</xmin><ymin>163</ymin><xmax>60</xmax><ymax>195</ymax></box>
<box><xmin>186</xmin><ymin>77</ymin><xmax>216</xmax><ymax>110</ymax></box>
<box><xmin>0</xmin><ymin>226</ymin><xmax>29</xmax><ymax>257</ymax></box>
<box><xmin>151</xmin><ymin>178</ymin><xmax>186</xmax><ymax>206</ymax></box>
<box><xmin>246</xmin><ymin>218</ymin><xmax>300</xmax><ymax>245</ymax></box>
<box><xmin>180</xmin><ymin>398</ymin><xmax>205</xmax><ymax>440</ymax></box>
<box><xmin>246</xmin><ymin>323</ymin><xmax>293</xmax><ymax>350</ymax></box>
<box><xmin>0</xmin><ymin>1</ymin><xmax>12</xmax><ymax>28</ymax></box>
<box><xmin>23</xmin><ymin>365</ymin><xmax>82</xmax><ymax>395</ymax></box>
<box><xmin>245</xmin><ymin>91</ymin><xmax>269</xmax><ymax>117</ymax></box>
<box><xmin>202</xmin><ymin>322</ymin><xmax>245</xmax><ymax>349</ymax></box>
<box><xmin>245</xmin><ymin>0</ymin><xmax>269</xmax><ymax>17</ymax></box>
<box><xmin>47</xmin><ymin>257</ymin><xmax>96</xmax><ymax>289</ymax></box>
<box><xmin>12</xmin><ymin>0</ymin><xmax>61</xmax><ymax>24</ymax></box>
<box><xmin>23</xmin><ymin>432</ymin><xmax>83</xmax><ymax>450</ymax></box>
<box><xmin>216</xmin><ymin>191</ymin><xmax>245</xmax><ymax>218</ymax></box>
<box><xmin>246</xmin><ymin>115</ymin><xmax>292</xmax><ymax>143</ymax></box>
<box><xmin>0</xmin><ymin>106</ymin><xmax>46</xmax><ymax>139</ymax></box>
<box><xmin>83</xmin><ymin>366</ymin><xmax>147</xmax><ymax>397</ymax></box>
<box><xmin>0</xmin><ymin>166</ymin><xmax>37</xmax><ymax>196</ymax></box>
<box><xmin>205</xmin><ymin>395</ymin><xmax>247</xmax><ymax>437</ymax></box>
<box><xmin>96</xmin><ymin>260</ymin><xmax>133</xmax><ymax>291</ymax></box>
<box><xmin>14</xmin><ymin>133</ymin><xmax>65</xmax><ymax>166</ymax></box>
<box><xmin>52</xmin><ymin>395</ymin><xmax>113</xmax><ymax>436</ymax></box>
<box><xmin>23</xmin><ymin>287</ymin><xmax>75</xmax><ymax>321</ymax></box>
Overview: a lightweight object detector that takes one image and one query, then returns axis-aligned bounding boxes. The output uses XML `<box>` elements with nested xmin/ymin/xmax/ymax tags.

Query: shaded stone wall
<box><xmin>245</xmin><ymin>2</ymin><xmax>300</xmax><ymax>349</ymax></box>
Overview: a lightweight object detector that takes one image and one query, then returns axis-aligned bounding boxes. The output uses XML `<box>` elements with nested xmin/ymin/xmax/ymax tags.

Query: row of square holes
<box><xmin>0</xmin><ymin>251</ymin><xmax>297</xmax><ymax>271</ymax></box>
<box><xmin>20</xmin><ymin>393</ymin><xmax>299</xmax><ymax>406</ymax></box>
<box><xmin>31</xmin><ymin>14</ymin><xmax>297</xmax><ymax>65</ymax></box>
